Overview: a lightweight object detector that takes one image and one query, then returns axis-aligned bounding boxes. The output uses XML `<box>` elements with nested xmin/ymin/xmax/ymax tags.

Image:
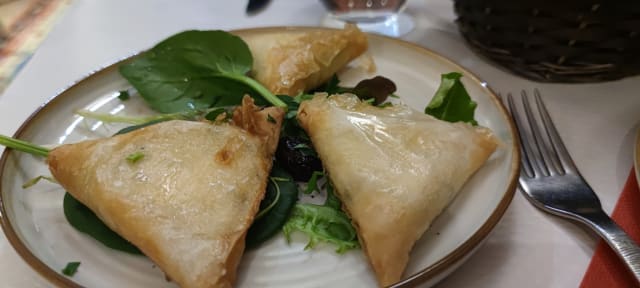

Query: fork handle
<box><xmin>582</xmin><ymin>210</ymin><xmax>640</xmax><ymax>284</ymax></box>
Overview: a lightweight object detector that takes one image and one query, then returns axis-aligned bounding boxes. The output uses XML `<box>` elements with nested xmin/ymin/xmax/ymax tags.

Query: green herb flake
<box><xmin>61</xmin><ymin>262</ymin><xmax>81</xmax><ymax>277</ymax></box>
<box><xmin>117</xmin><ymin>90</ymin><xmax>130</xmax><ymax>101</ymax></box>
<box><xmin>425</xmin><ymin>72</ymin><xmax>478</xmax><ymax>125</ymax></box>
<box><xmin>126</xmin><ymin>151</ymin><xmax>145</xmax><ymax>163</ymax></box>
<box><xmin>267</xmin><ymin>114</ymin><xmax>276</xmax><ymax>124</ymax></box>
<box><xmin>377</xmin><ymin>102</ymin><xmax>393</xmax><ymax>108</ymax></box>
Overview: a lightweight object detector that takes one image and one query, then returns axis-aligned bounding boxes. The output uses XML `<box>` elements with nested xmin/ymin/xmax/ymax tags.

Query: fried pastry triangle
<box><xmin>297</xmin><ymin>94</ymin><xmax>498</xmax><ymax>286</ymax></box>
<box><xmin>240</xmin><ymin>24</ymin><xmax>368</xmax><ymax>96</ymax></box>
<box><xmin>48</xmin><ymin>97</ymin><xmax>283</xmax><ymax>288</ymax></box>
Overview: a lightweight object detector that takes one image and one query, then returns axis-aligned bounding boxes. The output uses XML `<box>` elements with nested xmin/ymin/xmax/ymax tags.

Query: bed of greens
<box><xmin>0</xmin><ymin>30</ymin><xmax>478</xmax><ymax>259</ymax></box>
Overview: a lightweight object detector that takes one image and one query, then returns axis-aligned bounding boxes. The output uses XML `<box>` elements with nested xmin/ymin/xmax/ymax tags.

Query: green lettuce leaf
<box><xmin>425</xmin><ymin>72</ymin><xmax>478</xmax><ymax>125</ymax></box>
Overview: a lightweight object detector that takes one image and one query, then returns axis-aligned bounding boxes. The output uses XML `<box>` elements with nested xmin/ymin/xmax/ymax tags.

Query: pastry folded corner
<box><xmin>244</xmin><ymin>24</ymin><xmax>369</xmax><ymax>96</ymax></box>
<box><xmin>232</xmin><ymin>95</ymin><xmax>284</xmax><ymax>155</ymax></box>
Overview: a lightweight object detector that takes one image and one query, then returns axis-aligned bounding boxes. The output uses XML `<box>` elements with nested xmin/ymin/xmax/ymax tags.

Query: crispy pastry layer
<box><xmin>48</xmin><ymin>97</ymin><xmax>283</xmax><ymax>288</ymax></box>
<box><xmin>297</xmin><ymin>94</ymin><xmax>497</xmax><ymax>286</ymax></box>
<box><xmin>241</xmin><ymin>24</ymin><xmax>368</xmax><ymax>96</ymax></box>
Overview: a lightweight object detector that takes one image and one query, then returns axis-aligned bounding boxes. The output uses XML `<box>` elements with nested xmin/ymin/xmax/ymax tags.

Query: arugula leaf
<box><xmin>119</xmin><ymin>30</ymin><xmax>285</xmax><ymax>113</ymax></box>
<box><xmin>61</xmin><ymin>262</ymin><xmax>81</xmax><ymax>276</ymax></box>
<box><xmin>425</xmin><ymin>72</ymin><xmax>478</xmax><ymax>125</ymax></box>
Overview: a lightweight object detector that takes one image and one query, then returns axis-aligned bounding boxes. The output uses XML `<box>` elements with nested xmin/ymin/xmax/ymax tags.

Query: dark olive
<box><xmin>275</xmin><ymin>136</ymin><xmax>323</xmax><ymax>181</ymax></box>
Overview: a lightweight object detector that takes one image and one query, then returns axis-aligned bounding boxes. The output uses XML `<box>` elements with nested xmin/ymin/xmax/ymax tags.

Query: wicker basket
<box><xmin>453</xmin><ymin>0</ymin><xmax>640</xmax><ymax>82</ymax></box>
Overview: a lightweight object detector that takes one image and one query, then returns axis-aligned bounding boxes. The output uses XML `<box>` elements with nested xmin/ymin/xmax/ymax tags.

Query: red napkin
<box><xmin>580</xmin><ymin>168</ymin><xmax>640</xmax><ymax>288</ymax></box>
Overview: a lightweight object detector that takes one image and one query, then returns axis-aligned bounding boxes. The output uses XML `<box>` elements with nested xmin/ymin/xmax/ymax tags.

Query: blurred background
<box><xmin>0</xmin><ymin>0</ymin><xmax>69</xmax><ymax>94</ymax></box>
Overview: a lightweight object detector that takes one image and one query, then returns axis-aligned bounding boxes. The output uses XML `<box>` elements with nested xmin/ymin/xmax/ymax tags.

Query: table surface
<box><xmin>1</xmin><ymin>1</ymin><xmax>639</xmax><ymax>287</ymax></box>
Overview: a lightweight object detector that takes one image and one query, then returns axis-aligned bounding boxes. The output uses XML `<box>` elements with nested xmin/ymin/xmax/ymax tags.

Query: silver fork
<box><xmin>506</xmin><ymin>89</ymin><xmax>640</xmax><ymax>283</ymax></box>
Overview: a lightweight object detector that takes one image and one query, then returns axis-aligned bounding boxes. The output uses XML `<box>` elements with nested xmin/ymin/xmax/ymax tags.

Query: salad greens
<box><xmin>119</xmin><ymin>30</ymin><xmax>286</xmax><ymax>113</ymax></box>
<box><xmin>283</xmin><ymin>180</ymin><xmax>359</xmax><ymax>254</ymax></box>
<box><xmin>425</xmin><ymin>72</ymin><xmax>478</xmax><ymax>125</ymax></box>
<box><xmin>61</xmin><ymin>261</ymin><xmax>81</xmax><ymax>277</ymax></box>
<box><xmin>246</xmin><ymin>165</ymin><xmax>298</xmax><ymax>248</ymax></box>
<box><xmin>318</xmin><ymin>75</ymin><xmax>396</xmax><ymax>105</ymax></box>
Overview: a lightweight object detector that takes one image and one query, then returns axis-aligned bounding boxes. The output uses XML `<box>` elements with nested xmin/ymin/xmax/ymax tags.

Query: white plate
<box><xmin>0</xmin><ymin>27</ymin><xmax>519</xmax><ymax>288</ymax></box>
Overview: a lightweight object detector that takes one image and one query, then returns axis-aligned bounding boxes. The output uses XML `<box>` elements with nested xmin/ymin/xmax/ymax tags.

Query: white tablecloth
<box><xmin>1</xmin><ymin>1</ymin><xmax>639</xmax><ymax>287</ymax></box>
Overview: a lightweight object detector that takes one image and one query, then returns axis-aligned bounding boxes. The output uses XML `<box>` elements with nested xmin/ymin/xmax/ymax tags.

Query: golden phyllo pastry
<box><xmin>48</xmin><ymin>96</ymin><xmax>283</xmax><ymax>288</ymax></box>
<box><xmin>240</xmin><ymin>24</ymin><xmax>368</xmax><ymax>96</ymax></box>
<box><xmin>297</xmin><ymin>94</ymin><xmax>498</xmax><ymax>287</ymax></box>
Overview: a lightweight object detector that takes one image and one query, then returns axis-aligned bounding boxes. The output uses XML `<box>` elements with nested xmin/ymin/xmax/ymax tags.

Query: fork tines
<box><xmin>505</xmin><ymin>89</ymin><xmax>577</xmax><ymax>178</ymax></box>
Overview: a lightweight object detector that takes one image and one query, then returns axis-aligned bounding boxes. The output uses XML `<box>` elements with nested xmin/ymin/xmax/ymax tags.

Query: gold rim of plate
<box><xmin>0</xmin><ymin>26</ymin><xmax>520</xmax><ymax>288</ymax></box>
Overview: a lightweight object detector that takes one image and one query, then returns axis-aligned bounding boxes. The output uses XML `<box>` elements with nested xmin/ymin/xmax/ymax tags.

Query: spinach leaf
<box><xmin>63</xmin><ymin>193</ymin><xmax>142</xmax><ymax>254</ymax></box>
<box><xmin>425</xmin><ymin>72</ymin><xmax>478</xmax><ymax>125</ymax></box>
<box><xmin>246</xmin><ymin>165</ymin><xmax>298</xmax><ymax>249</ymax></box>
<box><xmin>119</xmin><ymin>30</ymin><xmax>285</xmax><ymax>113</ymax></box>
